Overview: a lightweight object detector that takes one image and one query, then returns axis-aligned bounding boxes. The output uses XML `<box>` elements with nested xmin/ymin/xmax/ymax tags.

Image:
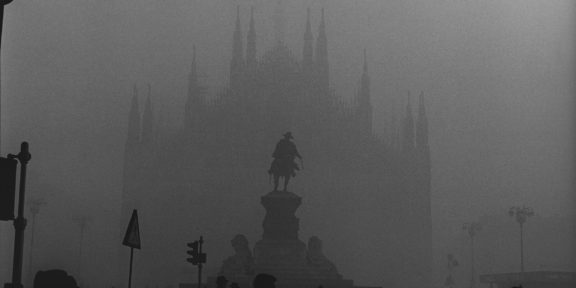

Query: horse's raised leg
<box><xmin>283</xmin><ymin>175</ymin><xmax>291</xmax><ymax>191</ymax></box>
<box><xmin>273</xmin><ymin>175</ymin><xmax>280</xmax><ymax>191</ymax></box>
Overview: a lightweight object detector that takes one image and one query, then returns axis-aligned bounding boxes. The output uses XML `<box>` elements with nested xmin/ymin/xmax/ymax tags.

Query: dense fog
<box><xmin>0</xmin><ymin>1</ymin><xmax>574</xmax><ymax>288</ymax></box>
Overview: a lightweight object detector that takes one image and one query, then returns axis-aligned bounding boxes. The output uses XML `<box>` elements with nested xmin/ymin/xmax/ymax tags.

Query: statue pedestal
<box><xmin>260</xmin><ymin>191</ymin><xmax>302</xmax><ymax>241</ymax></box>
<box><xmin>207</xmin><ymin>190</ymin><xmax>354</xmax><ymax>288</ymax></box>
<box><xmin>254</xmin><ymin>191</ymin><xmax>307</xmax><ymax>270</ymax></box>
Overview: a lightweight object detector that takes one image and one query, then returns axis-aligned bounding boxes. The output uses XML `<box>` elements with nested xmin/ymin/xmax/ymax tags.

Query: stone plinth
<box><xmin>260</xmin><ymin>191</ymin><xmax>302</xmax><ymax>241</ymax></box>
<box><xmin>254</xmin><ymin>191</ymin><xmax>307</xmax><ymax>271</ymax></box>
<box><xmin>206</xmin><ymin>190</ymin><xmax>354</xmax><ymax>288</ymax></box>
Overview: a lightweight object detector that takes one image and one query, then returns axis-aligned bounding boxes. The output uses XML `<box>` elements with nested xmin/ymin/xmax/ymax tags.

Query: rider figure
<box><xmin>268</xmin><ymin>132</ymin><xmax>302</xmax><ymax>191</ymax></box>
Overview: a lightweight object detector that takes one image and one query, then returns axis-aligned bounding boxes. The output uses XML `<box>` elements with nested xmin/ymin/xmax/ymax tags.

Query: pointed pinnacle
<box><xmin>363</xmin><ymin>48</ymin><xmax>368</xmax><ymax>73</ymax></box>
<box><xmin>419</xmin><ymin>91</ymin><xmax>424</xmax><ymax>106</ymax></box>
<box><xmin>248</xmin><ymin>6</ymin><xmax>255</xmax><ymax>35</ymax></box>
<box><xmin>235</xmin><ymin>5</ymin><xmax>241</xmax><ymax>29</ymax></box>
<box><xmin>418</xmin><ymin>91</ymin><xmax>427</xmax><ymax>117</ymax></box>
<box><xmin>192</xmin><ymin>45</ymin><xmax>196</xmax><ymax>62</ymax></box>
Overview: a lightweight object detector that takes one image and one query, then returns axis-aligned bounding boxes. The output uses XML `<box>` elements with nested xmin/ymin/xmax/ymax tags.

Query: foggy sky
<box><xmin>1</xmin><ymin>0</ymin><xmax>574</xmax><ymax>286</ymax></box>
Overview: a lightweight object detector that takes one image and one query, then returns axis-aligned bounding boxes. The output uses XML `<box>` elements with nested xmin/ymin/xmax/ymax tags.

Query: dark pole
<box><xmin>520</xmin><ymin>222</ymin><xmax>524</xmax><ymax>273</ymax></box>
<box><xmin>128</xmin><ymin>247</ymin><xmax>134</xmax><ymax>288</ymax></box>
<box><xmin>198</xmin><ymin>236</ymin><xmax>203</xmax><ymax>288</ymax></box>
<box><xmin>78</xmin><ymin>219</ymin><xmax>85</xmax><ymax>285</ymax></box>
<box><xmin>6</xmin><ymin>142</ymin><xmax>31</xmax><ymax>288</ymax></box>
<box><xmin>509</xmin><ymin>206</ymin><xmax>532</xmax><ymax>275</ymax></box>
<box><xmin>471</xmin><ymin>234</ymin><xmax>475</xmax><ymax>288</ymax></box>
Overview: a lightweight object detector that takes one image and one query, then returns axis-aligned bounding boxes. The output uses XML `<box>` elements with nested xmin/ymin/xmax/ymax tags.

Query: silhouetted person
<box><xmin>34</xmin><ymin>269</ymin><xmax>79</xmax><ymax>288</ymax></box>
<box><xmin>268</xmin><ymin>132</ymin><xmax>302</xmax><ymax>191</ymax></box>
<box><xmin>230</xmin><ymin>282</ymin><xmax>240</xmax><ymax>288</ymax></box>
<box><xmin>216</xmin><ymin>276</ymin><xmax>229</xmax><ymax>288</ymax></box>
<box><xmin>220</xmin><ymin>234</ymin><xmax>254</xmax><ymax>275</ymax></box>
<box><xmin>253</xmin><ymin>274</ymin><xmax>276</xmax><ymax>288</ymax></box>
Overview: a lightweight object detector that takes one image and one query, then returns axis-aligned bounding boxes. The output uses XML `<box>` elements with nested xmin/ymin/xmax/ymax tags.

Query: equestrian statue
<box><xmin>268</xmin><ymin>132</ymin><xmax>303</xmax><ymax>191</ymax></box>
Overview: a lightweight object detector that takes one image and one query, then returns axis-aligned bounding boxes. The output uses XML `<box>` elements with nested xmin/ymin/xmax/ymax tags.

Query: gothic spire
<box><xmin>388</xmin><ymin>105</ymin><xmax>397</xmax><ymax>148</ymax></box>
<box><xmin>402</xmin><ymin>92</ymin><xmax>415</xmax><ymax>152</ymax></box>
<box><xmin>363</xmin><ymin>48</ymin><xmax>368</xmax><ymax>74</ymax></box>
<box><xmin>315</xmin><ymin>8</ymin><xmax>329</xmax><ymax>90</ymax></box>
<box><xmin>303</xmin><ymin>7</ymin><xmax>314</xmax><ymax>69</ymax></box>
<box><xmin>416</xmin><ymin>91</ymin><xmax>429</xmax><ymax>150</ymax></box>
<box><xmin>357</xmin><ymin>49</ymin><xmax>373</xmax><ymax>136</ymax></box>
<box><xmin>185</xmin><ymin>46</ymin><xmax>199</xmax><ymax>126</ymax></box>
<box><xmin>230</xmin><ymin>5</ymin><xmax>244</xmax><ymax>89</ymax></box>
<box><xmin>274</xmin><ymin>0</ymin><xmax>285</xmax><ymax>44</ymax></box>
<box><xmin>189</xmin><ymin>45</ymin><xmax>198</xmax><ymax>94</ymax></box>
<box><xmin>126</xmin><ymin>85</ymin><xmax>140</xmax><ymax>146</ymax></box>
<box><xmin>358</xmin><ymin>49</ymin><xmax>370</xmax><ymax>104</ymax></box>
<box><xmin>233</xmin><ymin>5</ymin><xmax>243</xmax><ymax>59</ymax></box>
<box><xmin>141</xmin><ymin>84</ymin><xmax>154</xmax><ymax>144</ymax></box>
<box><xmin>246</xmin><ymin>6</ymin><xmax>257</xmax><ymax>67</ymax></box>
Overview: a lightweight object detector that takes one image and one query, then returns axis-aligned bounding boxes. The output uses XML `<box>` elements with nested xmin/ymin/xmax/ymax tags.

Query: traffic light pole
<box><xmin>198</xmin><ymin>236</ymin><xmax>203</xmax><ymax>288</ymax></box>
<box><xmin>5</xmin><ymin>142</ymin><xmax>31</xmax><ymax>288</ymax></box>
<box><xmin>187</xmin><ymin>236</ymin><xmax>206</xmax><ymax>288</ymax></box>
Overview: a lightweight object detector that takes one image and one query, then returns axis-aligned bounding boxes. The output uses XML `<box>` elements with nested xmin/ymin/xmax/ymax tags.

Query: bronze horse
<box><xmin>268</xmin><ymin>132</ymin><xmax>302</xmax><ymax>191</ymax></box>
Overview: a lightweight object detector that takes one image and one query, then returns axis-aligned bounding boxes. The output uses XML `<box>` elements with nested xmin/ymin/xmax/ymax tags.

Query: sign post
<box><xmin>122</xmin><ymin>209</ymin><xmax>141</xmax><ymax>288</ymax></box>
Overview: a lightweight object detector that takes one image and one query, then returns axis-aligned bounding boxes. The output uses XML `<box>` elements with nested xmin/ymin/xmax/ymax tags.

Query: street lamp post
<box><xmin>5</xmin><ymin>142</ymin><xmax>31</xmax><ymax>288</ymax></box>
<box><xmin>508</xmin><ymin>206</ymin><xmax>534</xmax><ymax>273</ymax></box>
<box><xmin>463</xmin><ymin>222</ymin><xmax>481</xmax><ymax>288</ymax></box>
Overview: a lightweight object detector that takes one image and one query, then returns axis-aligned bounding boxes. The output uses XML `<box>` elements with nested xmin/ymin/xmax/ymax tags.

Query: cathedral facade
<box><xmin>120</xmin><ymin>5</ymin><xmax>432</xmax><ymax>288</ymax></box>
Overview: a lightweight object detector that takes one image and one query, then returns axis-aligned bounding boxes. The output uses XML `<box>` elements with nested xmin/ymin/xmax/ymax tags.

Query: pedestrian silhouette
<box><xmin>33</xmin><ymin>269</ymin><xmax>79</xmax><ymax>288</ymax></box>
<box><xmin>253</xmin><ymin>273</ymin><xmax>276</xmax><ymax>288</ymax></box>
<box><xmin>217</xmin><ymin>276</ymin><xmax>229</xmax><ymax>288</ymax></box>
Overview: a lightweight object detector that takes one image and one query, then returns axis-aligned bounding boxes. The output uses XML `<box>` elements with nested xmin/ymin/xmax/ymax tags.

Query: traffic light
<box><xmin>199</xmin><ymin>252</ymin><xmax>207</xmax><ymax>263</ymax></box>
<box><xmin>187</xmin><ymin>241</ymin><xmax>200</xmax><ymax>265</ymax></box>
<box><xmin>0</xmin><ymin>157</ymin><xmax>17</xmax><ymax>221</ymax></box>
<box><xmin>187</xmin><ymin>237</ymin><xmax>207</xmax><ymax>288</ymax></box>
<box><xmin>187</xmin><ymin>239</ymin><xmax>207</xmax><ymax>265</ymax></box>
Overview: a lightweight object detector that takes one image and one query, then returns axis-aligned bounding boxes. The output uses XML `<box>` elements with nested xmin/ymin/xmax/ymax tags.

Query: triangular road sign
<box><xmin>123</xmin><ymin>209</ymin><xmax>141</xmax><ymax>249</ymax></box>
